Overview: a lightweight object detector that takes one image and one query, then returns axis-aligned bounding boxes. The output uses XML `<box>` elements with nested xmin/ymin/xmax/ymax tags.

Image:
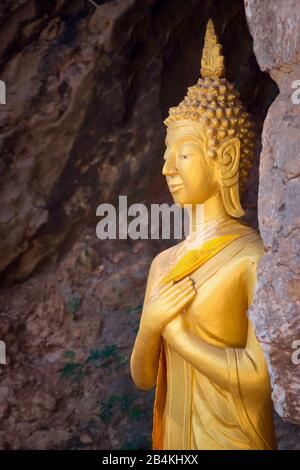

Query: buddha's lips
<box><xmin>168</xmin><ymin>183</ymin><xmax>183</xmax><ymax>193</ymax></box>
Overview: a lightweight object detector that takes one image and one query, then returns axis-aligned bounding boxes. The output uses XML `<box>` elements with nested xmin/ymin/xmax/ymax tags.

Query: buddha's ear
<box><xmin>217</xmin><ymin>137</ymin><xmax>245</xmax><ymax>218</ymax></box>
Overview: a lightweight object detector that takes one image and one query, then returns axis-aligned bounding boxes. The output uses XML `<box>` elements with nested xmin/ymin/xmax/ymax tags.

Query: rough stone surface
<box><xmin>0</xmin><ymin>0</ymin><xmax>276</xmax><ymax>283</ymax></box>
<box><xmin>0</xmin><ymin>228</ymin><xmax>163</xmax><ymax>449</ymax></box>
<box><xmin>245</xmin><ymin>0</ymin><xmax>300</xmax><ymax>427</ymax></box>
<box><xmin>2</xmin><ymin>0</ymin><xmax>295</xmax><ymax>450</ymax></box>
<box><xmin>0</xmin><ymin>0</ymin><xmax>164</xmax><ymax>281</ymax></box>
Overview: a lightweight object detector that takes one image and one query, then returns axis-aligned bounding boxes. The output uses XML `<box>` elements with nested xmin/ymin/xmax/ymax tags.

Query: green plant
<box><xmin>99</xmin><ymin>394</ymin><xmax>121</xmax><ymax>423</ymax></box>
<box><xmin>63</xmin><ymin>350</ymin><xmax>76</xmax><ymax>360</ymax></box>
<box><xmin>59</xmin><ymin>362</ymin><xmax>84</xmax><ymax>383</ymax></box>
<box><xmin>128</xmin><ymin>405</ymin><xmax>142</xmax><ymax>422</ymax></box>
<box><xmin>121</xmin><ymin>435</ymin><xmax>150</xmax><ymax>450</ymax></box>
<box><xmin>59</xmin><ymin>345</ymin><xmax>122</xmax><ymax>383</ymax></box>
<box><xmin>66</xmin><ymin>294</ymin><xmax>81</xmax><ymax>320</ymax></box>
<box><xmin>125</xmin><ymin>303</ymin><xmax>143</xmax><ymax>315</ymax></box>
<box><xmin>99</xmin><ymin>393</ymin><xmax>144</xmax><ymax>425</ymax></box>
<box><xmin>86</xmin><ymin>345</ymin><xmax>120</xmax><ymax>365</ymax></box>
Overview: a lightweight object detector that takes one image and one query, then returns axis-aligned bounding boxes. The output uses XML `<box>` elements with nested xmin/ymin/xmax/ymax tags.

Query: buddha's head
<box><xmin>162</xmin><ymin>19</ymin><xmax>256</xmax><ymax>218</ymax></box>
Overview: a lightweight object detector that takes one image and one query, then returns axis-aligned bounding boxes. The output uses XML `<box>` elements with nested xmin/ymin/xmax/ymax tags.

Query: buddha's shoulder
<box><xmin>148</xmin><ymin>222</ymin><xmax>265</xmax><ymax>274</ymax></box>
<box><xmin>150</xmin><ymin>242</ymin><xmax>184</xmax><ymax>272</ymax></box>
<box><xmin>231</xmin><ymin>221</ymin><xmax>264</xmax><ymax>265</ymax></box>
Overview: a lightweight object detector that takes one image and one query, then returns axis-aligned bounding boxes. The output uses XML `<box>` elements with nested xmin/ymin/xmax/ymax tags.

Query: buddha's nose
<box><xmin>162</xmin><ymin>158</ymin><xmax>177</xmax><ymax>176</ymax></box>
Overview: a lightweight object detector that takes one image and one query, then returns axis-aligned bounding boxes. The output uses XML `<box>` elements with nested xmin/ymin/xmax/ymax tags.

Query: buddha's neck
<box><xmin>188</xmin><ymin>192</ymin><xmax>231</xmax><ymax>234</ymax></box>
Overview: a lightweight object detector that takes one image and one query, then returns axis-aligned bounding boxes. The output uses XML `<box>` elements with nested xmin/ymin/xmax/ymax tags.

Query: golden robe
<box><xmin>151</xmin><ymin>227</ymin><xmax>277</xmax><ymax>450</ymax></box>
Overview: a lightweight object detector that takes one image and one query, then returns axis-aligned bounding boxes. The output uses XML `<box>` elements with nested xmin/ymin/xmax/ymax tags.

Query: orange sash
<box><xmin>161</xmin><ymin>234</ymin><xmax>241</xmax><ymax>284</ymax></box>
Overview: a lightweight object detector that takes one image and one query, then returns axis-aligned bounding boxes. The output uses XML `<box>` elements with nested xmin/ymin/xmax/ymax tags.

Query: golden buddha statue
<box><xmin>130</xmin><ymin>19</ymin><xmax>277</xmax><ymax>450</ymax></box>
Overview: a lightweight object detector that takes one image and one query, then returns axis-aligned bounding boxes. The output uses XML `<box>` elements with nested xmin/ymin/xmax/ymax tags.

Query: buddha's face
<box><xmin>162</xmin><ymin>120</ymin><xmax>219</xmax><ymax>206</ymax></box>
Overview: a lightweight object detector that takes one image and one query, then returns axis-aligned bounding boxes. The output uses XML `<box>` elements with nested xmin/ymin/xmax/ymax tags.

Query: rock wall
<box><xmin>1</xmin><ymin>0</ymin><xmax>293</xmax><ymax>450</ymax></box>
<box><xmin>0</xmin><ymin>0</ymin><xmax>165</xmax><ymax>283</ymax></box>
<box><xmin>0</xmin><ymin>0</ymin><xmax>276</xmax><ymax>284</ymax></box>
<box><xmin>245</xmin><ymin>0</ymin><xmax>300</xmax><ymax>429</ymax></box>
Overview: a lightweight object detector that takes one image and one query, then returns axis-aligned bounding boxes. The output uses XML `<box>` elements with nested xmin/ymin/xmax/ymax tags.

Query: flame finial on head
<box><xmin>200</xmin><ymin>19</ymin><xmax>225</xmax><ymax>79</ymax></box>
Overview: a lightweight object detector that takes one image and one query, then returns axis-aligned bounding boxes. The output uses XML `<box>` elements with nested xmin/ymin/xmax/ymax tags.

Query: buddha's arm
<box><xmin>130</xmin><ymin>329</ymin><xmax>162</xmax><ymax>390</ymax></box>
<box><xmin>227</xmin><ymin>257</ymin><xmax>271</xmax><ymax>396</ymax></box>
<box><xmin>131</xmin><ymin>256</ymin><xmax>196</xmax><ymax>390</ymax></box>
<box><xmin>162</xmin><ymin>257</ymin><xmax>268</xmax><ymax>392</ymax></box>
<box><xmin>130</xmin><ymin>260</ymin><xmax>161</xmax><ymax>390</ymax></box>
<box><xmin>162</xmin><ymin>315</ymin><xmax>229</xmax><ymax>389</ymax></box>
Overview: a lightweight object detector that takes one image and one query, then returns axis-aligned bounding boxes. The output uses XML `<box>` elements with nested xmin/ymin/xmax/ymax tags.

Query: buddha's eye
<box><xmin>179</xmin><ymin>154</ymin><xmax>191</xmax><ymax>160</ymax></box>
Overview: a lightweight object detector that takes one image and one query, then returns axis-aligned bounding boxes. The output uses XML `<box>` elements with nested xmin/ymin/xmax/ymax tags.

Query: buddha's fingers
<box><xmin>173</xmin><ymin>290</ymin><xmax>196</xmax><ymax>312</ymax></box>
<box><xmin>153</xmin><ymin>280</ymin><xmax>174</xmax><ymax>297</ymax></box>
<box><xmin>168</xmin><ymin>288</ymin><xmax>196</xmax><ymax>312</ymax></box>
<box><xmin>160</xmin><ymin>277</ymin><xmax>193</xmax><ymax>300</ymax></box>
<box><xmin>147</xmin><ymin>276</ymin><xmax>193</xmax><ymax>304</ymax></box>
<box><xmin>163</xmin><ymin>280</ymin><xmax>194</xmax><ymax>302</ymax></box>
<box><xmin>146</xmin><ymin>280</ymin><xmax>175</xmax><ymax>303</ymax></box>
<box><xmin>164</xmin><ymin>286</ymin><xmax>195</xmax><ymax>305</ymax></box>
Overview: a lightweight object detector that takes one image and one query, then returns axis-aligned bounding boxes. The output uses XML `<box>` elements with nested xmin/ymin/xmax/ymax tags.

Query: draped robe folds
<box><xmin>151</xmin><ymin>228</ymin><xmax>277</xmax><ymax>450</ymax></box>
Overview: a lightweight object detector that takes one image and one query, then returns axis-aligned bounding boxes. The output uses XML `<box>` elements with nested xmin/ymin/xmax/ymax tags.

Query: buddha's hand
<box><xmin>139</xmin><ymin>276</ymin><xmax>196</xmax><ymax>337</ymax></box>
